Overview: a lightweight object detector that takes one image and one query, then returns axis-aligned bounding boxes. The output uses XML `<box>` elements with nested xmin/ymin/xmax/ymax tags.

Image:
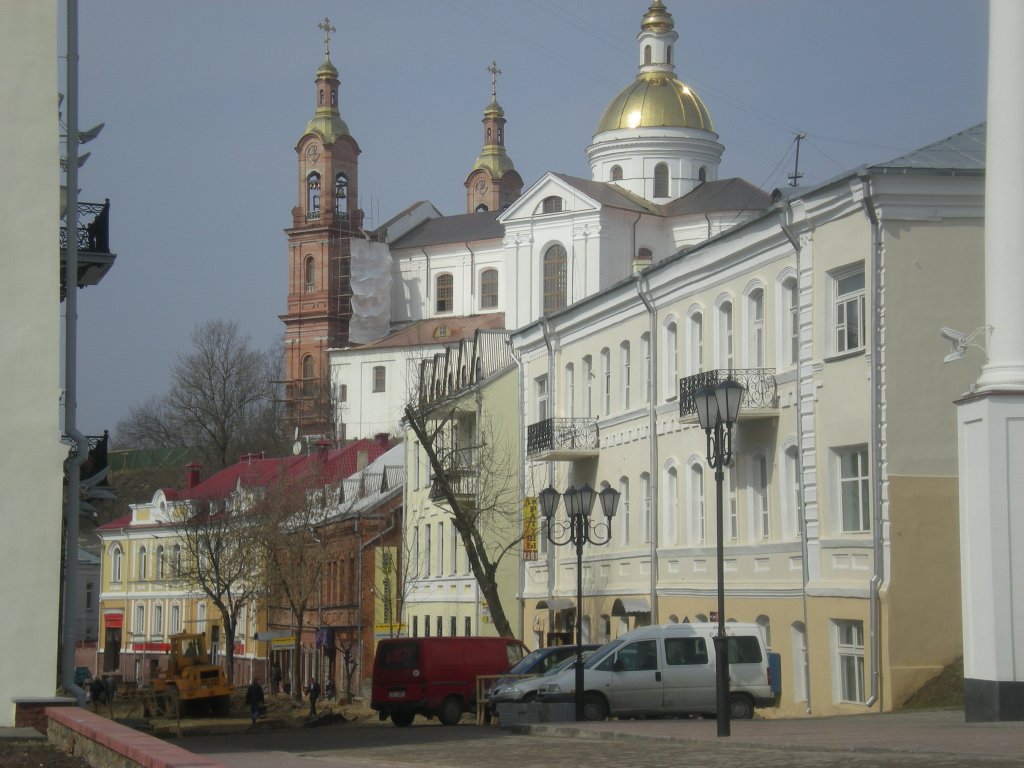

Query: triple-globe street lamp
<box><xmin>693</xmin><ymin>378</ymin><xmax>744</xmax><ymax>738</ymax></box>
<box><xmin>539</xmin><ymin>482</ymin><xmax>620</xmax><ymax>722</ymax></box>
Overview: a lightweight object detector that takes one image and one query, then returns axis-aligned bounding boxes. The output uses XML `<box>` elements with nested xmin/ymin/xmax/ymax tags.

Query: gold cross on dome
<box><xmin>318</xmin><ymin>17</ymin><xmax>336</xmax><ymax>56</ymax></box>
<box><xmin>487</xmin><ymin>61</ymin><xmax>502</xmax><ymax>98</ymax></box>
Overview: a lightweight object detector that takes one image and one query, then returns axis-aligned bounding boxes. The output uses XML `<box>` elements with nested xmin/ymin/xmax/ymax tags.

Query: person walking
<box><xmin>304</xmin><ymin>676</ymin><xmax>320</xmax><ymax>717</ymax></box>
<box><xmin>245</xmin><ymin>677</ymin><xmax>265</xmax><ymax>727</ymax></box>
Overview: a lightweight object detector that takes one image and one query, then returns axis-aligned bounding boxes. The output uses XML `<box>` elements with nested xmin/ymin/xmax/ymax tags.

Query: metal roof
<box><xmin>390</xmin><ymin>209</ymin><xmax>504</xmax><ymax>249</ymax></box>
<box><xmin>872</xmin><ymin>123</ymin><xmax>985</xmax><ymax>172</ymax></box>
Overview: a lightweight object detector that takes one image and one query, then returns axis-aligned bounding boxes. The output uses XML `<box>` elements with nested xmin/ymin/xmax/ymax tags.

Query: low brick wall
<box><xmin>14</xmin><ymin>697</ymin><xmax>75</xmax><ymax>733</ymax></box>
<box><xmin>46</xmin><ymin>707</ymin><xmax>228</xmax><ymax>768</ymax></box>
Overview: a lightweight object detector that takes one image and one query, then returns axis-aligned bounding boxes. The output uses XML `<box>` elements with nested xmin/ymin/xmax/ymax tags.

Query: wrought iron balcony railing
<box><xmin>526</xmin><ymin>417</ymin><xmax>599</xmax><ymax>459</ymax></box>
<box><xmin>678</xmin><ymin>368</ymin><xmax>778</xmax><ymax>418</ymax></box>
<box><xmin>60</xmin><ymin>199</ymin><xmax>111</xmax><ymax>254</ymax></box>
<box><xmin>428</xmin><ymin>447</ymin><xmax>478</xmax><ymax>504</ymax></box>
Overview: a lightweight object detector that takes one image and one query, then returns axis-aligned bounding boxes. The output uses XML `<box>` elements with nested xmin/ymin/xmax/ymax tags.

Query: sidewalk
<box><xmin>517</xmin><ymin>709</ymin><xmax>1024</xmax><ymax>762</ymax></box>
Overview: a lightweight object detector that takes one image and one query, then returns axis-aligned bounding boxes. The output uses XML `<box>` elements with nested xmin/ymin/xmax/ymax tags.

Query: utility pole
<box><xmin>788</xmin><ymin>132</ymin><xmax>806</xmax><ymax>187</ymax></box>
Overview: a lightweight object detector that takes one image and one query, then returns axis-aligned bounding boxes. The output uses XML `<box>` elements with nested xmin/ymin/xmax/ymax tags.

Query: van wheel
<box><xmin>390</xmin><ymin>712</ymin><xmax>415</xmax><ymax>727</ymax></box>
<box><xmin>582</xmin><ymin>693</ymin><xmax>609</xmax><ymax>721</ymax></box>
<box><xmin>438</xmin><ymin>696</ymin><xmax>463</xmax><ymax>726</ymax></box>
<box><xmin>728</xmin><ymin>693</ymin><xmax>754</xmax><ymax>720</ymax></box>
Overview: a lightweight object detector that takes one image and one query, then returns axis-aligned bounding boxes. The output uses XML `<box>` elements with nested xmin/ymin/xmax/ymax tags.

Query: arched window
<box><xmin>330</xmin><ymin>89</ymin><xmax>337</xmax><ymax>107</ymax></box>
<box><xmin>302</xmin><ymin>355</ymin><xmax>315</xmax><ymax>396</ymax></box>
<box><xmin>783</xmin><ymin>443</ymin><xmax>801</xmax><ymax>539</ymax></box>
<box><xmin>636</xmin><ymin>247</ymin><xmax>652</xmax><ymax>264</ymax></box>
<box><xmin>664</xmin><ymin>319</ymin><xmax>678</xmax><ymax>401</ymax></box>
<box><xmin>541</xmin><ymin>196</ymin><xmax>563</xmax><ymax>214</ymax></box>
<box><xmin>135</xmin><ymin>604</ymin><xmax>145</xmax><ymax>635</ymax></box>
<box><xmin>334</xmin><ymin>172</ymin><xmax>347</xmax><ymax>214</ymax></box>
<box><xmin>654</xmin><ymin>163</ymin><xmax>669</xmax><ymax>198</ymax></box>
<box><xmin>689</xmin><ymin>311</ymin><xmax>704</xmax><ymax>374</ymax></box>
<box><xmin>748</xmin><ymin>288</ymin><xmax>765</xmax><ymax>367</ymax></box>
<box><xmin>475</xmin><ymin>203</ymin><xmax>488</xmax><ymax>213</ymax></box>
<box><xmin>154</xmin><ymin>604</ymin><xmax>163</xmax><ymax>635</ymax></box>
<box><xmin>619</xmin><ymin>341</ymin><xmax>631</xmax><ymax>410</ymax></box>
<box><xmin>479</xmin><ymin>269</ymin><xmax>498</xmax><ymax>309</ymax></box>
<box><xmin>543</xmin><ymin>244</ymin><xmax>567</xmax><ymax>315</ymax></box>
<box><xmin>436</xmin><ymin>273</ymin><xmax>453</xmax><ymax>313</ymax></box>
<box><xmin>782</xmin><ymin>275</ymin><xmax>799</xmax><ymax>367</ymax></box>
<box><xmin>172</xmin><ymin>544</ymin><xmax>181</xmax><ymax>578</ymax></box>
<box><xmin>156</xmin><ymin>546</ymin><xmax>165</xmax><ymax>579</ymax></box>
<box><xmin>640</xmin><ymin>332</ymin><xmax>651</xmax><ymax>403</ymax></box>
<box><xmin>304</xmin><ymin>255</ymin><xmax>315</xmax><ymax>292</ymax></box>
<box><xmin>640</xmin><ymin>472</ymin><xmax>652</xmax><ymax>544</ymax></box>
<box><xmin>644</xmin><ymin>45</ymin><xmax>652</xmax><ymax>65</ymax></box>
<box><xmin>619</xmin><ymin>476</ymin><xmax>631</xmax><ymax>545</ymax></box>
<box><xmin>170</xmin><ymin>604</ymin><xmax>181</xmax><ymax>634</ymax></box>
<box><xmin>307</xmin><ymin>172</ymin><xmax>321</xmax><ymax>218</ymax></box>
<box><xmin>138</xmin><ymin>546</ymin><xmax>147</xmax><ymax>581</ymax></box>
<box><xmin>582</xmin><ymin>355</ymin><xmax>593</xmax><ymax>417</ymax></box>
<box><xmin>753</xmin><ymin>453</ymin><xmax>770</xmax><ymax>540</ymax></box>
<box><xmin>112</xmin><ymin>545</ymin><xmax>122</xmax><ymax>583</ymax></box>
<box><xmin>698</xmin><ymin>166</ymin><xmax>707</xmax><ymax>182</ymax></box>
<box><xmin>319</xmin><ymin>88</ymin><xmax>324</xmax><ymax>106</ymax></box>
<box><xmin>718</xmin><ymin>300</ymin><xmax>734</xmax><ymax>370</ymax></box>
<box><xmin>663</xmin><ymin>463</ymin><xmax>679</xmax><ymax>545</ymax></box>
<box><xmin>564</xmin><ymin>363</ymin><xmax>575</xmax><ymax>419</ymax></box>
<box><xmin>757</xmin><ymin>614</ymin><xmax>772</xmax><ymax>649</ymax></box>
<box><xmin>611</xmin><ymin>165</ymin><xmax>623</xmax><ymax>181</ymax></box>
<box><xmin>667</xmin><ymin>44</ymin><xmax>673</xmax><ymax>65</ymax></box>
<box><xmin>600</xmin><ymin>347</ymin><xmax>611</xmax><ymax>415</ymax></box>
<box><xmin>689</xmin><ymin>462</ymin><xmax>706</xmax><ymax>544</ymax></box>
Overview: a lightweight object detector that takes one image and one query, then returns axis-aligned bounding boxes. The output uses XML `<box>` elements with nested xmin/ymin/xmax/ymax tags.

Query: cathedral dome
<box><xmin>595</xmin><ymin>72</ymin><xmax>713</xmax><ymax>134</ymax></box>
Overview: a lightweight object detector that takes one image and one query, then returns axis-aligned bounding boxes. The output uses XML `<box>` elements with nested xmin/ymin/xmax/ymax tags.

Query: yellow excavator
<box><xmin>151</xmin><ymin>633</ymin><xmax>232</xmax><ymax>716</ymax></box>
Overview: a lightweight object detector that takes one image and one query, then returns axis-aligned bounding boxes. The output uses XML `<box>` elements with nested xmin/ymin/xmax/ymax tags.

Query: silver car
<box><xmin>489</xmin><ymin>651</ymin><xmax>595</xmax><ymax>704</ymax></box>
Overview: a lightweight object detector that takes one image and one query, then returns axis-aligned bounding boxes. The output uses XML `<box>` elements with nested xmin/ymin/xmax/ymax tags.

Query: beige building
<box><xmin>510</xmin><ymin>125</ymin><xmax>985</xmax><ymax>716</ymax></box>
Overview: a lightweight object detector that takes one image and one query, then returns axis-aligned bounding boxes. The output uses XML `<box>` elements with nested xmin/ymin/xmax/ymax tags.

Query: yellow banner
<box><xmin>523</xmin><ymin>497</ymin><xmax>538</xmax><ymax>561</ymax></box>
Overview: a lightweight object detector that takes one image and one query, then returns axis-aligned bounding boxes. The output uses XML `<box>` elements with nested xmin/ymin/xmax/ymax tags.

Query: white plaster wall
<box><xmin>0</xmin><ymin>2</ymin><xmax>63</xmax><ymax>725</ymax></box>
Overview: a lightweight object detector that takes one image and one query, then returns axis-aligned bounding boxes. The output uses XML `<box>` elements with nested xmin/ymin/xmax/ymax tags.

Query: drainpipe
<box><xmin>779</xmin><ymin>206</ymin><xmax>812</xmax><ymax>714</ymax></box>
<box><xmin>421</xmin><ymin>247</ymin><xmax>431</xmax><ymax>309</ymax></box>
<box><xmin>857</xmin><ymin>172</ymin><xmax>884</xmax><ymax>710</ymax></box>
<box><xmin>704</xmin><ymin>211</ymin><xmax>713</xmax><ymax>241</ymax></box>
<box><xmin>464</xmin><ymin>241</ymin><xmax>476</xmax><ymax>306</ymax></box>
<box><xmin>636</xmin><ymin>276</ymin><xmax>660</xmax><ymax>623</ymax></box>
<box><xmin>61</xmin><ymin>0</ymin><xmax>87</xmax><ymax>706</ymax></box>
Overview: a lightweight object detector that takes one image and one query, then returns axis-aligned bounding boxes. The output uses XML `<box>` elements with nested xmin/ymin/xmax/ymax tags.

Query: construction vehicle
<box><xmin>151</xmin><ymin>632</ymin><xmax>232</xmax><ymax>716</ymax></box>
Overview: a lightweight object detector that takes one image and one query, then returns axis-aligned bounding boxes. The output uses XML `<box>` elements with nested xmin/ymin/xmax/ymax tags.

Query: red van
<box><xmin>371</xmin><ymin>636</ymin><xmax>528</xmax><ymax>726</ymax></box>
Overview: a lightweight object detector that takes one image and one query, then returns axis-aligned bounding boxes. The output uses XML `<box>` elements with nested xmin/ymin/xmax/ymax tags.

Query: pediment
<box><xmin>499</xmin><ymin>172</ymin><xmax>602</xmax><ymax>223</ymax></box>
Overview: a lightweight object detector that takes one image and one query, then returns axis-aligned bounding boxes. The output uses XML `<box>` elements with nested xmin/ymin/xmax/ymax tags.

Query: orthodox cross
<box><xmin>318</xmin><ymin>17</ymin><xmax>337</xmax><ymax>57</ymax></box>
<box><xmin>488</xmin><ymin>61</ymin><xmax>502</xmax><ymax>98</ymax></box>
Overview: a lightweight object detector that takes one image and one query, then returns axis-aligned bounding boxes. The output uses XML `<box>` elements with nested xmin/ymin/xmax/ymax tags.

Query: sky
<box><xmin>65</xmin><ymin>0</ymin><xmax>989</xmax><ymax>441</ymax></box>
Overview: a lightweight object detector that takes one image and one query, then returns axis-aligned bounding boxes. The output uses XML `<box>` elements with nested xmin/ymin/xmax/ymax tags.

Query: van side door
<box><xmin>662</xmin><ymin>636</ymin><xmax>714</xmax><ymax>712</ymax></box>
<box><xmin>603</xmin><ymin>639</ymin><xmax>662</xmax><ymax>716</ymax></box>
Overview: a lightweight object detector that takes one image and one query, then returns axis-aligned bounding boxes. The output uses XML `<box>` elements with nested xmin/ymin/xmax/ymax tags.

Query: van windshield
<box><xmin>584</xmin><ymin>638</ymin><xmax>625</xmax><ymax>669</ymax></box>
<box><xmin>377</xmin><ymin>642</ymin><xmax>419</xmax><ymax>669</ymax></box>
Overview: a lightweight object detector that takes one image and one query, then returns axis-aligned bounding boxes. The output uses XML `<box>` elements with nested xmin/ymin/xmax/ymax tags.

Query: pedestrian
<box><xmin>303</xmin><ymin>676</ymin><xmax>320</xmax><ymax>717</ymax></box>
<box><xmin>271</xmin><ymin>661</ymin><xmax>282</xmax><ymax>694</ymax></box>
<box><xmin>88</xmin><ymin>676</ymin><xmax>105</xmax><ymax>711</ymax></box>
<box><xmin>245</xmin><ymin>677</ymin><xmax>265</xmax><ymax>727</ymax></box>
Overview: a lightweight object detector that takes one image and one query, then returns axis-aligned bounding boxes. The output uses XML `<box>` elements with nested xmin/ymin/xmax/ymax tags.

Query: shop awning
<box><xmin>536</xmin><ymin>598</ymin><xmax>575</xmax><ymax>611</ymax></box>
<box><xmin>611</xmin><ymin>598</ymin><xmax>651</xmax><ymax>616</ymax></box>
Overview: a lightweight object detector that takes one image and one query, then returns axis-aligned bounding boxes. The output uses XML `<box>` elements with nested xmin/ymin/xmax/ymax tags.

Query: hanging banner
<box><xmin>523</xmin><ymin>497</ymin><xmax>539</xmax><ymax>561</ymax></box>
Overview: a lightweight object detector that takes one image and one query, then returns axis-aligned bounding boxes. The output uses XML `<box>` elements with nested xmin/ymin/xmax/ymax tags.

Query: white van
<box><xmin>536</xmin><ymin>622</ymin><xmax>774</xmax><ymax>721</ymax></box>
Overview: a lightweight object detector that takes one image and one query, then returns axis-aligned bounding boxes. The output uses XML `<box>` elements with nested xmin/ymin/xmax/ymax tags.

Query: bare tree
<box><xmin>255</xmin><ymin>467</ymin><xmax>333</xmax><ymax>701</ymax></box>
<box><xmin>171</xmin><ymin>498</ymin><xmax>263</xmax><ymax>685</ymax></box>
<box><xmin>117</xmin><ymin>319</ymin><xmax>285</xmax><ymax>470</ymax></box>
<box><xmin>404</xmin><ymin>404</ymin><xmax>521</xmax><ymax>638</ymax></box>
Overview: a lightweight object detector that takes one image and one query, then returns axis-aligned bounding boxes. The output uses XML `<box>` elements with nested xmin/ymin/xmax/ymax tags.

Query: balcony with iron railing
<box><xmin>428</xmin><ymin>447</ymin><xmax>478</xmax><ymax>505</ymax></box>
<box><xmin>526</xmin><ymin>417</ymin><xmax>600</xmax><ymax>462</ymax></box>
<box><xmin>60</xmin><ymin>198</ymin><xmax>115</xmax><ymax>299</ymax></box>
<box><xmin>678</xmin><ymin>368</ymin><xmax>778</xmax><ymax>421</ymax></box>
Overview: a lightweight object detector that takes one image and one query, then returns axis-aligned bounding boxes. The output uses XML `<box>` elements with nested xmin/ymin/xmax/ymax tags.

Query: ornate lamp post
<box><xmin>693</xmin><ymin>378</ymin><xmax>744</xmax><ymax>737</ymax></box>
<box><xmin>539</xmin><ymin>481</ymin><xmax>620</xmax><ymax>721</ymax></box>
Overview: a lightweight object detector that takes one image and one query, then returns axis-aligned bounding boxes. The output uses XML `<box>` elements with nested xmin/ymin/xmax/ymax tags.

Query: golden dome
<box><xmin>595</xmin><ymin>72</ymin><xmax>713</xmax><ymax>134</ymax></box>
<box><xmin>641</xmin><ymin>1</ymin><xmax>674</xmax><ymax>33</ymax></box>
<box><xmin>472</xmin><ymin>146</ymin><xmax>516</xmax><ymax>177</ymax></box>
<box><xmin>304</xmin><ymin>113</ymin><xmax>350</xmax><ymax>144</ymax></box>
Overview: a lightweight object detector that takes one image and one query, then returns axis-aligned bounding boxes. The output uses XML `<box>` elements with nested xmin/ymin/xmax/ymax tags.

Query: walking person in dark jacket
<box><xmin>303</xmin><ymin>676</ymin><xmax>320</xmax><ymax>717</ymax></box>
<box><xmin>245</xmin><ymin>677</ymin><xmax>265</xmax><ymax>727</ymax></box>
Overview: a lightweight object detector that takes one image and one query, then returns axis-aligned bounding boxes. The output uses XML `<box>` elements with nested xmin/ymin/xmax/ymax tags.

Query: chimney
<box><xmin>185</xmin><ymin>462</ymin><xmax>202</xmax><ymax>490</ymax></box>
<box><xmin>375</xmin><ymin>432</ymin><xmax>390</xmax><ymax>447</ymax></box>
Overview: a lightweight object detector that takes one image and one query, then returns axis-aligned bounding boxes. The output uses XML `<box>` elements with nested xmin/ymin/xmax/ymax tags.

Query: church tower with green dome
<box><xmin>586</xmin><ymin>0</ymin><xmax>724</xmax><ymax>202</ymax></box>
<box><xmin>465</xmin><ymin>61</ymin><xmax>523</xmax><ymax>213</ymax></box>
<box><xmin>282</xmin><ymin>17</ymin><xmax>363</xmax><ymax>439</ymax></box>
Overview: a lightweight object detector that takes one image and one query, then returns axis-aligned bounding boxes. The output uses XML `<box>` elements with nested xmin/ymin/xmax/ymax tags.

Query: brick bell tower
<box><xmin>465</xmin><ymin>61</ymin><xmax>523</xmax><ymax>213</ymax></box>
<box><xmin>281</xmin><ymin>17</ymin><xmax>362</xmax><ymax>440</ymax></box>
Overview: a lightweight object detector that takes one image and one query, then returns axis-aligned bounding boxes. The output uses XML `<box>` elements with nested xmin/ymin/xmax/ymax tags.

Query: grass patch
<box><xmin>902</xmin><ymin>657</ymin><xmax>964</xmax><ymax>709</ymax></box>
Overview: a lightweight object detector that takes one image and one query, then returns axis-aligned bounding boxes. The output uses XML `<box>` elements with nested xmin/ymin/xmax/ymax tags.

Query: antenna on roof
<box><xmin>788</xmin><ymin>132</ymin><xmax>806</xmax><ymax>187</ymax></box>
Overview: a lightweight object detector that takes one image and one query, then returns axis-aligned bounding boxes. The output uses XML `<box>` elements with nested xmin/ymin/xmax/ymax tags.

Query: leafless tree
<box><xmin>255</xmin><ymin>467</ymin><xmax>334</xmax><ymax>702</ymax></box>
<box><xmin>171</xmin><ymin>498</ymin><xmax>263</xmax><ymax>685</ymax></box>
<box><xmin>404</xmin><ymin>405</ymin><xmax>521</xmax><ymax>638</ymax></box>
<box><xmin>117</xmin><ymin>319</ymin><xmax>285</xmax><ymax>470</ymax></box>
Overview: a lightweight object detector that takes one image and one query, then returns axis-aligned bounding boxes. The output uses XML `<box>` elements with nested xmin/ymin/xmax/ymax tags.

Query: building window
<box><xmin>619</xmin><ymin>477</ymin><xmax>630</xmax><ymax>545</ymax></box>
<box><xmin>640</xmin><ymin>472</ymin><xmax>652</xmax><ymax>544</ymax></box>
<box><xmin>565</xmin><ymin>363</ymin><xmax>575</xmax><ymax>419</ymax></box>
<box><xmin>480</xmin><ymin>268</ymin><xmax>498</xmax><ymax>309</ymax></box>
<box><xmin>583</xmin><ymin>355</ymin><xmax>593</xmax><ymax>417</ymax></box>
<box><xmin>436</xmin><ymin>616</ymin><xmax>443</xmax><ymax>637</ymax></box>
<box><xmin>304</xmin><ymin>256</ymin><xmax>315</xmax><ymax>292</ymax></box>
<box><xmin>664</xmin><ymin>320</ymin><xmax>678</xmax><ymax>401</ymax></box>
<box><xmin>412</xmin><ymin>616</ymin><xmax>419</xmax><ymax>638</ymax></box>
<box><xmin>450</xmin><ymin>524</ymin><xmax>458</xmax><ymax>574</ymax></box>
<box><xmin>412</xmin><ymin>527</ymin><xmax>420</xmax><ymax>578</ymax></box>
<box><xmin>424</xmin><ymin>616</ymin><xmax>431</xmax><ymax>637</ymax></box>
<box><xmin>338</xmin><ymin>384</ymin><xmax>347</xmax><ymax>402</ymax></box>
<box><xmin>601</xmin><ymin>348</ymin><xmax>611</xmax><ymax>415</ymax></box>
<box><xmin>834</xmin><ymin>620</ymin><xmax>866</xmax><ymax>703</ymax></box>
<box><xmin>663</xmin><ymin>464</ymin><xmax>679</xmax><ymax>545</ymax></box>
<box><xmin>450</xmin><ymin>616</ymin><xmax>457</xmax><ymax>637</ymax></box>
<box><xmin>640</xmin><ymin>332</ymin><xmax>651</xmax><ymax>404</ymax></box>
<box><xmin>86</xmin><ymin>581</ymin><xmax>94</xmax><ymax>609</ymax></box>
<box><xmin>690</xmin><ymin>463</ymin><xmax>705</xmax><ymax>545</ymax></box>
<box><xmin>839</xmin><ymin>447</ymin><xmax>870</xmax><ymax>532</ymax></box>
<box><xmin>536</xmin><ymin>375</ymin><xmax>549</xmax><ymax>422</ymax></box>
<box><xmin>302</xmin><ymin>355</ymin><xmax>315</xmax><ymax>396</ymax></box>
<box><xmin>172</xmin><ymin>544</ymin><xmax>181</xmax><ymax>578</ymax></box>
<box><xmin>654</xmin><ymin>163</ymin><xmax>669</xmax><ymax>198</ymax></box>
<box><xmin>698</xmin><ymin>166</ymin><xmax>707</xmax><ymax>182</ymax></box>
<box><xmin>138</xmin><ymin>546</ymin><xmax>147</xmax><ymax>581</ymax></box>
<box><xmin>424</xmin><ymin>524</ymin><xmax>432</xmax><ymax>577</ymax></box>
<box><xmin>156</xmin><ymin>546</ymin><xmax>165</xmax><ymax>579</ymax></box>
<box><xmin>756</xmin><ymin>615</ymin><xmax>772</xmax><ymax>649</ymax></box>
<box><xmin>197</xmin><ymin>603</ymin><xmax>206</xmax><ymax>633</ymax></box>
<box><xmin>154</xmin><ymin>604</ymin><xmax>163</xmax><ymax>636</ymax></box>
<box><xmin>718</xmin><ymin>300</ymin><xmax>734</xmax><ymax>370</ymax></box>
<box><xmin>748</xmin><ymin>288</ymin><xmax>765</xmax><ymax>367</ymax></box>
<box><xmin>135</xmin><ymin>604</ymin><xmax>145</xmax><ymax>635</ymax></box>
<box><xmin>171</xmin><ymin>604</ymin><xmax>181</xmax><ymax>635</ymax></box>
<box><xmin>307</xmin><ymin>172</ymin><xmax>321</xmax><ymax>216</ymax></box>
<box><xmin>372</xmin><ymin>365</ymin><xmax>386</xmax><ymax>393</ymax></box>
<box><xmin>792</xmin><ymin>622</ymin><xmax>808</xmax><ymax>702</ymax></box>
<box><xmin>689</xmin><ymin>311</ymin><xmax>704</xmax><ymax>374</ymax></box>
<box><xmin>784</xmin><ymin>277</ymin><xmax>799</xmax><ymax>366</ymax></box>
<box><xmin>644</xmin><ymin>44</ymin><xmax>652</xmax><ymax>65</ymax></box>
<box><xmin>465</xmin><ymin>617</ymin><xmax>472</xmax><ymax>636</ymax></box>
<box><xmin>620</xmin><ymin>341</ymin><xmax>631</xmax><ymax>410</ymax></box>
<box><xmin>784</xmin><ymin>444</ymin><xmax>801</xmax><ymax>540</ymax></box>
<box><xmin>438</xmin><ymin>522</ymin><xmax>444</xmax><ymax>579</ymax></box>
<box><xmin>754</xmin><ymin>453</ymin><xmax>770</xmax><ymax>540</ymax></box>
<box><xmin>636</xmin><ymin>247</ymin><xmax>652</xmax><ymax>265</ymax></box>
<box><xmin>833</xmin><ymin>266</ymin><xmax>866</xmax><ymax>354</ymax></box>
<box><xmin>112</xmin><ymin>545</ymin><xmax>122</xmax><ymax>582</ymax></box>
<box><xmin>611</xmin><ymin>165</ymin><xmax>623</xmax><ymax>181</ymax></box>
<box><xmin>541</xmin><ymin>196</ymin><xmax>563</xmax><ymax>214</ymax></box>
<box><xmin>335</xmin><ymin>172</ymin><xmax>347</xmax><ymax>213</ymax></box>
<box><xmin>727</xmin><ymin>465</ymin><xmax>738</xmax><ymax>542</ymax></box>
<box><xmin>436</xmin><ymin>273</ymin><xmax>453</xmax><ymax>313</ymax></box>
<box><xmin>543</xmin><ymin>244</ymin><xmax>567</xmax><ymax>315</ymax></box>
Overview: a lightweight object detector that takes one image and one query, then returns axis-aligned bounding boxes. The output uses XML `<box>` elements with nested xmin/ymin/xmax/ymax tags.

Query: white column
<box><xmin>957</xmin><ymin>0</ymin><xmax>1024</xmax><ymax>721</ymax></box>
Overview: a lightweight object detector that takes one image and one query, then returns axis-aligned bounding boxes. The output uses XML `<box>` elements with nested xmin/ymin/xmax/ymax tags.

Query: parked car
<box><xmin>536</xmin><ymin>622</ymin><xmax>774</xmax><ymax>721</ymax></box>
<box><xmin>371</xmin><ymin>636</ymin><xmax>529</xmax><ymax>727</ymax></box>
<box><xmin>488</xmin><ymin>649</ymin><xmax>598</xmax><ymax>705</ymax></box>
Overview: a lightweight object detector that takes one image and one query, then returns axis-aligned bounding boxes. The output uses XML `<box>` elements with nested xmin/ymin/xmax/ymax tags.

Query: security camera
<box><xmin>940</xmin><ymin>327</ymin><xmax>966</xmax><ymax>345</ymax></box>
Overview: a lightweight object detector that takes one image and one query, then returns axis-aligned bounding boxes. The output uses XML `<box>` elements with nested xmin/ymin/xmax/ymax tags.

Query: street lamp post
<box><xmin>539</xmin><ymin>481</ymin><xmax>620</xmax><ymax>722</ymax></box>
<box><xmin>693</xmin><ymin>378</ymin><xmax>744</xmax><ymax>738</ymax></box>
